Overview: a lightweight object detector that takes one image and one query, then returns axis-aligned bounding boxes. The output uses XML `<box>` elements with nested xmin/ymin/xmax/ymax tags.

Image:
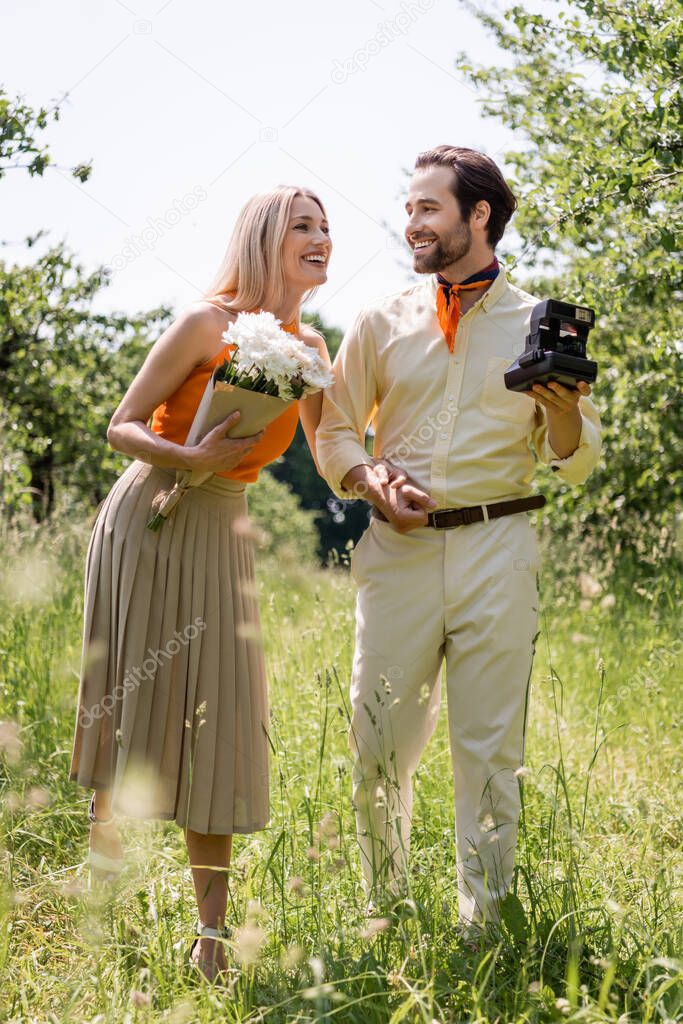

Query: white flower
<box><xmin>222</xmin><ymin>311</ymin><xmax>333</xmax><ymax>399</ymax></box>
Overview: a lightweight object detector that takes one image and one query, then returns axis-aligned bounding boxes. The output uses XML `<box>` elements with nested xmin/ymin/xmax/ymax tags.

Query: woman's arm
<box><xmin>107</xmin><ymin>302</ymin><xmax>243</xmax><ymax>472</ymax></box>
<box><xmin>297</xmin><ymin>326</ymin><xmax>332</xmax><ymax>474</ymax></box>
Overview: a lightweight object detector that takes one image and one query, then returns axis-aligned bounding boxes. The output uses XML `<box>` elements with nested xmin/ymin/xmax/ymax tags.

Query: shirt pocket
<box><xmin>479</xmin><ymin>356</ymin><xmax>535</xmax><ymax>425</ymax></box>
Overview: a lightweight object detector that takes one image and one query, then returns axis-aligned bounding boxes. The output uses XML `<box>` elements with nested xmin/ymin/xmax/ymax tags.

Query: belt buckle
<box><xmin>430</xmin><ymin>508</ymin><xmax>461</xmax><ymax>529</ymax></box>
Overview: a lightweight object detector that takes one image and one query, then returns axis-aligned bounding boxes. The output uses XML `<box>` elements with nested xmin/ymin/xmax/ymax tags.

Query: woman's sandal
<box><xmin>87</xmin><ymin>792</ymin><xmax>124</xmax><ymax>884</ymax></box>
<box><xmin>187</xmin><ymin>921</ymin><xmax>232</xmax><ymax>985</ymax></box>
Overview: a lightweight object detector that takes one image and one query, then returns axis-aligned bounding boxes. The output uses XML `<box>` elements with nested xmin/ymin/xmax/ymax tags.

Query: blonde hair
<box><xmin>204</xmin><ymin>185</ymin><xmax>327</xmax><ymax>326</ymax></box>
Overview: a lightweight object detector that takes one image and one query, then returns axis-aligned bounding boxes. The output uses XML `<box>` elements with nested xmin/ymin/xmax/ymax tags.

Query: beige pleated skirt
<box><xmin>68</xmin><ymin>458</ymin><xmax>270</xmax><ymax>835</ymax></box>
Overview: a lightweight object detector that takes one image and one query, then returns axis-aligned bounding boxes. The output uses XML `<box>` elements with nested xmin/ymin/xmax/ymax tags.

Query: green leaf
<box><xmin>500</xmin><ymin>891</ymin><xmax>528</xmax><ymax>944</ymax></box>
<box><xmin>660</xmin><ymin>229</ymin><xmax>676</xmax><ymax>252</ymax></box>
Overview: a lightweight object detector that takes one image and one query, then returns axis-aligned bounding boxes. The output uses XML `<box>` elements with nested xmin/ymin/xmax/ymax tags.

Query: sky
<box><xmin>1</xmin><ymin>0</ymin><xmax>520</xmax><ymax>332</ymax></box>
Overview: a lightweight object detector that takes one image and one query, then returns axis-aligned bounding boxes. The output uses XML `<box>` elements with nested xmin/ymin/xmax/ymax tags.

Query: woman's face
<box><xmin>281</xmin><ymin>195</ymin><xmax>331</xmax><ymax>292</ymax></box>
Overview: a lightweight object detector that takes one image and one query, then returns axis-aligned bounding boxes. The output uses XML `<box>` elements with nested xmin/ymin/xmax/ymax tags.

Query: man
<box><xmin>315</xmin><ymin>145</ymin><xmax>601</xmax><ymax>929</ymax></box>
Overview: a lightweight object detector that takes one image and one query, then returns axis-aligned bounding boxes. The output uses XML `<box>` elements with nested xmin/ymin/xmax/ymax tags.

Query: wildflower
<box><xmin>287</xmin><ymin>876</ymin><xmax>306</xmax><ymax>898</ymax></box>
<box><xmin>245</xmin><ymin>898</ymin><xmax>268</xmax><ymax>922</ymax></box>
<box><xmin>281</xmin><ymin>943</ymin><xmax>304</xmax><ymax>970</ymax></box>
<box><xmin>309</xmin><ymin>956</ymin><xmax>324</xmax><ymax>983</ymax></box>
<box><xmin>578</xmin><ymin>571</ymin><xmax>602</xmax><ymax>598</ymax></box>
<box><xmin>360</xmin><ymin>917</ymin><xmax>391</xmax><ymax>939</ymax></box>
<box><xmin>233</xmin><ymin>921</ymin><xmax>267</xmax><ymax>966</ymax></box>
<box><xmin>317</xmin><ymin>811</ymin><xmax>340</xmax><ymax>849</ymax></box>
<box><xmin>0</xmin><ymin>722</ymin><xmax>23</xmax><ymax>764</ymax></box>
<box><xmin>167</xmin><ymin>999</ymin><xmax>196</xmax><ymax>1024</ymax></box>
<box><xmin>25</xmin><ymin>787</ymin><xmax>50</xmax><ymax>809</ymax></box>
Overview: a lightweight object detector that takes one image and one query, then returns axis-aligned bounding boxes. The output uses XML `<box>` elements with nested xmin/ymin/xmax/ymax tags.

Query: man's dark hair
<box><xmin>414</xmin><ymin>145</ymin><xmax>518</xmax><ymax>247</ymax></box>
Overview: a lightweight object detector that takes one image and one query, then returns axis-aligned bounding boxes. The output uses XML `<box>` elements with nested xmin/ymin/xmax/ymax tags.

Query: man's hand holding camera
<box><xmin>531</xmin><ymin>378</ymin><xmax>592</xmax><ymax>460</ymax></box>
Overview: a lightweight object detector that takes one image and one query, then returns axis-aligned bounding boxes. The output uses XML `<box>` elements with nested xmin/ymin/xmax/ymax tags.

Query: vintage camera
<box><xmin>504</xmin><ymin>299</ymin><xmax>598</xmax><ymax>393</ymax></box>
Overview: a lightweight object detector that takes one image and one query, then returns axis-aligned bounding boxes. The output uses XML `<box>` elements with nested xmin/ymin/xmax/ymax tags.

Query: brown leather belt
<box><xmin>371</xmin><ymin>494</ymin><xmax>546</xmax><ymax>529</ymax></box>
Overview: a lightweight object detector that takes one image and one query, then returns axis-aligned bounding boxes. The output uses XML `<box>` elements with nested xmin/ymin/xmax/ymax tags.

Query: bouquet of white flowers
<box><xmin>146</xmin><ymin>311</ymin><xmax>333</xmax><ymax>530</ymax></box>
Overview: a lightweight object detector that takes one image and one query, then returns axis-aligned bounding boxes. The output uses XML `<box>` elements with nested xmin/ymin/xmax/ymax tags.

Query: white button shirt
<box><xmin>316</xmin><ymin>265</ymin><xmax>602</xmax><ymax>508</ymax></box>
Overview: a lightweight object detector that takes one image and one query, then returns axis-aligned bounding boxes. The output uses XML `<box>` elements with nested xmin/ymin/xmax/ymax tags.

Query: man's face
<box><xmin>404</xmin><ymin>165</ymin><xmax>472</xmax><ymax>274</ymax></box>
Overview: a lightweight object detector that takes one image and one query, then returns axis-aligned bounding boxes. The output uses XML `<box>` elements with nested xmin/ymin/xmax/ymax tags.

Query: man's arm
<box><xmin>316</xmin><ymin>310</ymin><xmax>436</xmax><ymax>530</ymax></box>
<box><xmin>315</xmin><ymin>309</ymin><xmax>379</xmax><ymax>499</ymax></box>
<box><xmin>529</xmin><ymin>380</ymin><xmax>602</xmax><ymax>484</ymax></box>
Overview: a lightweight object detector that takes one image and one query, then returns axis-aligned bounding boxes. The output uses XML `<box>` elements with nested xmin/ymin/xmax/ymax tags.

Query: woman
<box><xmin>68</xmin><ymin>185</ymin><xmax>332</xmax><ymax>982</ymax></box>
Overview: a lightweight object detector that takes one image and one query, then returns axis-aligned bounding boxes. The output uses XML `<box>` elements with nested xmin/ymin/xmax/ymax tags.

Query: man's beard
<box><xmin>413</xmin><ymin>222</ymin><xmax>472</xmax><ymax>274</ymax></box>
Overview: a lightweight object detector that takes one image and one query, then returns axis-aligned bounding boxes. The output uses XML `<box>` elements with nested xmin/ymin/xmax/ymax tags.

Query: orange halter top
<box><xmin>150</xmin><ymin>311</ymin><xmax>300</xmax><ymax>483</ymax></box>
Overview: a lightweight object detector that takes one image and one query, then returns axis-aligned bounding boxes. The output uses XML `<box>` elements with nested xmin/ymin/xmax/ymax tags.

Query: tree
<box><xmin>456</xmin><ymin>0</ymin><xmax>682</xmax><ymax>576</ymax></box>
<box><xmin>0</xmin><ymin>89</ymin><xmax>101</xmax><ymax>517</ymax></box>
<box><xmin>0</xmin><ymin>87</ymin><xmax>91</xmax><ymax>181</ymax></box>
<box><xmin>0</xmin><ymin>245</ymin><xmax>171</xmax><ymax>519</ymax></box>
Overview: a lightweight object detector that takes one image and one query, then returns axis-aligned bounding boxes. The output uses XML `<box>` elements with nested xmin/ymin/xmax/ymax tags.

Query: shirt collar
<box><xmin>427</xmin><ymin>262</ymin><xmax>508</xmax><ymax>314</ymax></box>
<box><xmin>436</xmin><ymin>256</ymin><xmax>500</xmax><ymax>291</ymax></box>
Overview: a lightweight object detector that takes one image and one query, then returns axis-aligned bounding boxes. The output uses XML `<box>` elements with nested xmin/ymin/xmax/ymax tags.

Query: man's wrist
<box><xmin>340</xmin><ymin>463</ymin><xmax>383</xmax><ymax>504</ymax></box>
<box><xmin>546</xmin><ymin>405</ymin><xmax>582</xmax><ymax>459</ymax></box>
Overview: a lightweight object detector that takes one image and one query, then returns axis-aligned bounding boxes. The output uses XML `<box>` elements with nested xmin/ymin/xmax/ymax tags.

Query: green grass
<box><xmin>0</xmin><ymin>516</ymin><xmax>681</xmax><ymax>1022</ymax></box>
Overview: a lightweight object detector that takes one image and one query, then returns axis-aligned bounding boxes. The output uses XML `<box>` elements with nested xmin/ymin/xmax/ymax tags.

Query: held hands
<box><xmin>371</xmin><ymin>458</ymin><xmax>437</xmax><ymax>533</ymax></box>
<box><xmin>187</xmin><ymin>411</ymin><xmax>264</xmax><ymax>474</ymax></box>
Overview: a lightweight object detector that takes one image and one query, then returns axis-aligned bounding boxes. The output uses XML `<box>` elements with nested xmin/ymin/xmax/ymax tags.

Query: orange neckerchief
<box><xmin>435</xmin><ymin>259</ymin><xmax>500</xmax><ymax>352</ymax></box>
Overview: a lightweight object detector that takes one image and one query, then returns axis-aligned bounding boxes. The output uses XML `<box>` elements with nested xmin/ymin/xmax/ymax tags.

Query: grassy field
<box><xmin>0</xmin><ymin>515</ymin><xmax>681</xmax><ymax>1023</ymax></box>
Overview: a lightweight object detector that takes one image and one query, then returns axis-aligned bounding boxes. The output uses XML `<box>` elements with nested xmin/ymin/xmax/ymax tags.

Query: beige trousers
<box><xmin>348</xmin><ymin>510</ymin><xmax>541</xmax><ymax>925</ymax></box>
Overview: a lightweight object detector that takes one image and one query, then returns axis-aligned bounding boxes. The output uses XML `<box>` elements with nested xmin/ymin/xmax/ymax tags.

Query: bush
<box><xmin>246</xmin><ymin>468</ymin><xmax>319</xmax><ymax>565</ymax></box>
